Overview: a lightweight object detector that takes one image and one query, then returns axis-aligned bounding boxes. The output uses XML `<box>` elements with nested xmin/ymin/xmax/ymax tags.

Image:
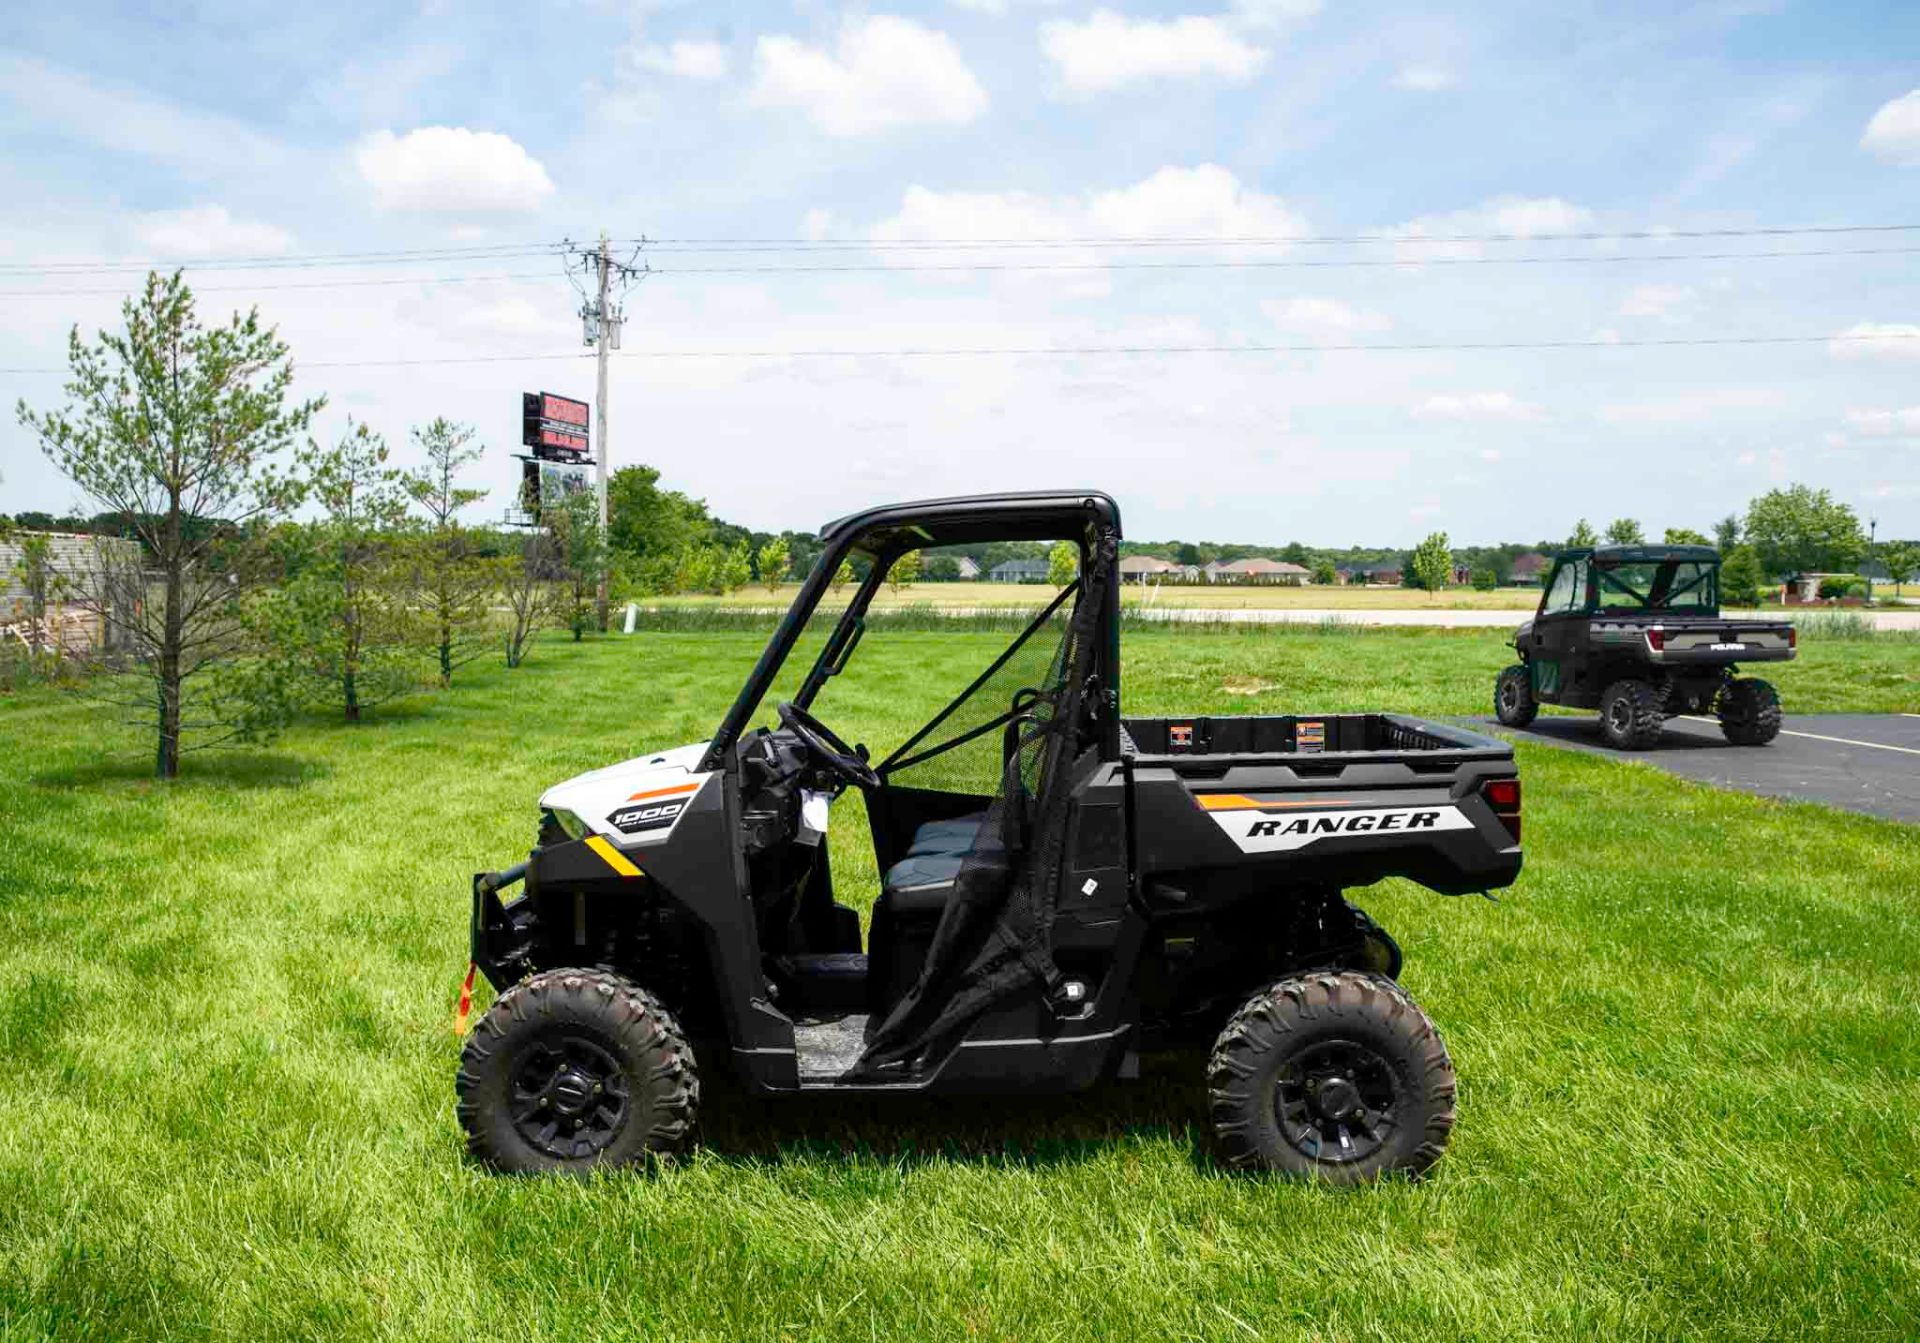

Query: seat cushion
<box><xmin>906</xmin><ymin>813</ymin><xmax>987</xmax><ymax>857</ymax></box>
<box><xmin>883</xmin><ymin>852</ymin><xmax>963</xmax><ymax>897</ymax></box>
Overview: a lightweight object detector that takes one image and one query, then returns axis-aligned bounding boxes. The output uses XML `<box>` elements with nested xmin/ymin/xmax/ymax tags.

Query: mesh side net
<box><xmin>857</xmin><ymin>533</ymin><xmax>1116</xmax><ymax>1075</ymax></box>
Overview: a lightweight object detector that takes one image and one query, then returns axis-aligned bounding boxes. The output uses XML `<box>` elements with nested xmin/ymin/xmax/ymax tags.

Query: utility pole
<box><xmin>565</xmin><ymin>233</ymin><xmax>647</xmax><ymax>632</ymax></box>
<box><xmin>592</xmin><ymin>232</ymin><xmax>613</xmax><ymax>632</ymax></box>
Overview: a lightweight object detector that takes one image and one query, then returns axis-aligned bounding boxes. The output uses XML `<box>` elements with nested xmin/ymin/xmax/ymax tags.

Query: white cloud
<box><xmin>130</xmin><ymin>205</ymin><xmax>292</xmax><ymax>257</ymax></box>
<box><xmin>1597</xmin><ymin>388</ymin><xmax>1787</xmax><ymax>425</ymax></box>
<box><xmin>1861</xmin><ymin>89</ymin><xmax>1920</xmax><ymax>165</ymax></box>
<box><xmin>1040</xmin><ymin>11</ymin><xmax>1267</xmax><ymax>96</ymax></box>
<box><xmin>873</xmin><ymin>165</ymin><xmax>1306</xmax><ymax>255</ymax></box>
<box><xmin>630</xmin><ymin>40</ymin><xmax>731</xmax><ymax>81</ymax></box>
<box><xmin>1393</xmin><ymin>66</ymin><xmax>1454</xmax><ymax>92</ymax></box>
<box><xmin>1230</xmin><ymin>0</ymin><xmax>1323</xmax><ymax>27</ymax></box>
<box><xmin>1261</xmin><ymin>297</ymin><xmax>1391</xmax><ymax>338</ymax></box>
<box><xmin>1845</xmin><ymin>406</ymin><xmax>1920</xmax><ymax>437</ymax></box>
<box><xmin>1617</xmin><ymin>284</ymin><xmax>1696</xmax><ymax>319</ymax></box>
<box><xmin>1411</xmin><ymin>392</ymin><xmax>1543</xmax><ymax>423</ymax></box>
<box><xmin>356</xmin><ymin>127</ymin><xmax>554</xmax><ymax>215</ymax></box>
<box><xmin>1389</xmin><ymin>196</ymin><xmax>1592</xmax><ymax>262</ymax></box>
<box><xmin>750</xmin><ymin>16</ymin><xmax>986</xmax><ymax>137</ymax></box>
<box><xmin>1830</xmin><ymin>322</ymin><xmax>1920</xmax><ymax>360</ymax></box>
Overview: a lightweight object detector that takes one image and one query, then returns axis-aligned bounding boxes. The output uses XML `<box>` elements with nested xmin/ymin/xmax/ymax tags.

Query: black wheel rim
<box><xmin>1498</xmin><ymin>679</ymin><xmax>1517</xmax><ymax>713</ymax></box>
<box><xmin>1606</xmin><ymin>697</ymin><xmax>1632</xmax><ymax>735</ymax></box>
<box><xmin>1273</xmin><ymin>1038</ymin><xmax>1403</xmax><ymax>1164</ymax></box>
<box><xmin>510</xmin><ymin>1034</ymin><xmax>632</xmax><ymax>1159</ymax></box>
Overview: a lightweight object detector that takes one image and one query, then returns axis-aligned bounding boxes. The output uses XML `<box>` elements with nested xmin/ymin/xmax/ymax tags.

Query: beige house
<box><xmin>1211</xmin><ymin>557</ymin><xmax>1311</xmax><ymax>586</ymax></box>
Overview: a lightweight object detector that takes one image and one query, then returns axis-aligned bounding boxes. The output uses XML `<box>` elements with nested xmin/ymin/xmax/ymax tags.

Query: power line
<box><xmin>0</xmin><ymin>242</ymin><xmax>568</xmax><ymax>277</ymax></box>
<box><xmin>1</xmin><ymin>329</ymin><xmax>1912</xmax><ymax>376</ymax></box>
<box><xmin>6</xmin><ymin>243</ymin><xmax>1916</xmax><ymax>298</ymax></box>
<box><xmin>631</xmin><ymin>222</ymin><xmax>1920</xmax><ymax>251</ymax></box>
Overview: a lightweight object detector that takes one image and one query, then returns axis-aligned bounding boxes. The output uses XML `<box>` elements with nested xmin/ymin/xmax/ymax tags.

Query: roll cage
<box><xmin>698</xmin><ymin>490</ymin><xmax>1124</xmax><ymax>773</ymax></box>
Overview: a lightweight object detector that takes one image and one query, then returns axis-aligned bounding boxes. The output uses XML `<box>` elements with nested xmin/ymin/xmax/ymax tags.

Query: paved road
<box><xmin>1479</xmin><ymin>713</ymin><xmax>1920</xmax><ymax>824</ymax></box>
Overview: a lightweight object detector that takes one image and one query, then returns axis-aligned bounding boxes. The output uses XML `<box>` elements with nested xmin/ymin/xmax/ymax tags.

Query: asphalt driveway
<box><xmin>1478</xmin><ymin>713</ymin><xmax>1920</xmax><ymax>825</ymax></box>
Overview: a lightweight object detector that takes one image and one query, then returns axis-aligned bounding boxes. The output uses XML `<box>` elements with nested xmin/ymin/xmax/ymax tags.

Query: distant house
<box><xmin>955</xmin><ymin>556</ymin><xmax>981</xmax><ymax>580</ymax></box>
<box><xmin>1118</xmin><ymin>555</ymin><xmax>1181</xmax><ymax>582</ymax></box>
<box><xmin>1450</xmin><ymin>563</ymin><xmax>1474</xmax><ymax>586</ymax></box>
<box><xmin>1509</xmin><ymin>552</ymin><xmax>1550</xmax><ymax>585</ymax></box>
<box><xmin>1357</xmin><ymin>561</ymin><xmax>1403</xmax><ymax>586</ymax></box>
<box><xmin>1211</xmin><ymin>557</ymin><xmax>1310</xmax><ymax>586</ymax></box>
<box><xmin>0</xmin><ymin>530</ymin><xmax>141</xmax><ymax>655</ymax></box>
<box><xmin>988</xmin><ymin>558</ymin><xmax>1051</xmax><ymax>583</ymax></box>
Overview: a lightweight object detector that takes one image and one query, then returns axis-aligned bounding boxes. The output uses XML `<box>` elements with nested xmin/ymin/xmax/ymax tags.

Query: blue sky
<box><xmin>2</xmin><ymin>0</ymin><xmax>1917</xmax><ymax>546</ymax></box>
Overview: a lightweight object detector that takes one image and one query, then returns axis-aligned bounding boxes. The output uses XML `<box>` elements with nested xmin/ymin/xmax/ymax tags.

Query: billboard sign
<box><xmin>522</xmin><ymin>391</ymin><xmax>591</xmax><ymax>459</ymax></box>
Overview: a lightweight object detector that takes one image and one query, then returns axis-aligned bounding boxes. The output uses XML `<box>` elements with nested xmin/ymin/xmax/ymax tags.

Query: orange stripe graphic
<box><xmin>626</xmin><ymin>781</ymin><xmax>701</xmax><ymax>802</ymax></box>
<box><xmin>1196</xmin><ymin>794</ymin><xmax>1358</xmax><ymax>812</ymax></box>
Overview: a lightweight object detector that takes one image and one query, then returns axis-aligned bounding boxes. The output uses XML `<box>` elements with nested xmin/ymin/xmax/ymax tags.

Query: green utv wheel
<box><xmin>1494</xmin><ymin>664</ymin><xmax>1537</xmax><ymax>727</ymax></box>
<box><xmin>457</xmin><ymin>969</ymin><xmax>698</xmax><ymax>1174</ymax></box>
<box><xmin>1598</xmin><ymin>678</ymin><xmax>1663</xmax><ymax>750</ymax></box>
<box><xmin>1717</xmin><ymin>677</ymin><xmax>1782</xmax><ymax>746</ymax></box>
<box><xmin>1207</xmin><ymin>972</ymin><xmax>1455</xmax><ymax>1183</ymax></box>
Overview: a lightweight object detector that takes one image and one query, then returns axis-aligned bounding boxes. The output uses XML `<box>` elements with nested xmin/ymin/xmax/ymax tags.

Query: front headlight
<box><xmin>543</xmin><ymin>807</ymin><xmax>589</xmax><ymax>842</ymax></box>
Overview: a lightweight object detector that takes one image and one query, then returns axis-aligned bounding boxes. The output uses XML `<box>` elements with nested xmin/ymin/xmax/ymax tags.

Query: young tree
<box><xmin>1744</xmin><ymin>485</ymin><xmax>1866</xmax><ymax>578</ymax></box>
<box><xmin>550</xmin><ymin>490</ymin><xmax>609</xmax><ymax>641</ymax></box>
<box><xmin>718</xmin><ymin>542</ymin><xmax>752</xmax><ymax>595</ymax></box>
<box><xmin>1408</xmin><ymin>532</ymin><xmax>1453</xmax><ymax>593</ymax></box>
<box><xmin>1663</xmin><ymin>527</ymin><xmax>1712</xmax><ymax>546</ymax></box>
<box><xmin>401</xmin><ymin>418</ymin><xmax>492</xmax><ymax>686</ymax></box>
<box><xmin>503</xmin><ymin>531</ymin><xmax>561</xmax><ymax>668</ymax></box>
<box><xmin>888</xmin><ymin>548</ymin><xmax>922</xmax><ymax>596</ymax></box>
<box><xmin>1720</xmin><ymin>545</ymin><xmax>1764</xmax><ymax>607</ymax></box>
<box><xmin>1567</xmin><ymin>518</ymin><xmax>1599</xmax><ymax>547</ymax></box>
<box><xmin>829</xmin><ymin>559</ymin><xmax>855</xmax><ymax>596</ymax></box>
<box><xmin>1472</xmin><ymin>566</ymin><xmax>1500</xmax><ymax>591</ymax></box>
<box><xmin>15</xmin><ymin>271</ymin><xmax>321</xmax><ymax>776</ymax></box>
<box><xmin>274</xmin><ymin>422</ymin><xmax>424</xmax><ymax>721</ymax></box>
<box><xmin>1714</xmin><ymin>514</ymin><xmax>1742</xmax><ymax>552</ymax></box>
<box><xmin>1880</xmin><ymin>542</ymin><xmax>1917</xmax><ymax>598</ymax></box>
<box><xmin>1605</xmin><ymin>517</ymin><xmax>1645</xmax><ymax>544</ymax></box>
<box><xmin>1047</xmin><ymin>540</ymin><xmax>1077</xmax><ymax>588</ymax></box>
<box><xmin>756</xmin><ymin>536</ymin><xmax>790</xmax><ymax>594</ymax></box>
<box><xmin>1310</xmin><ymin>557</ymin><xmax>1338</xmax><ymax>585</ymax></box>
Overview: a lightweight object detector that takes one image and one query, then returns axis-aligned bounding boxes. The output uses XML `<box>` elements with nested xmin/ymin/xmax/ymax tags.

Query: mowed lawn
<box><xmin>2</xmin><ymin>625</ymin><xmax>1918</xmax><ymax>1340</ymax></box>
<box><xmin>646</xmin><ymin>579</ymin><xmax>1547</xmax><ymax>612</ymax></box>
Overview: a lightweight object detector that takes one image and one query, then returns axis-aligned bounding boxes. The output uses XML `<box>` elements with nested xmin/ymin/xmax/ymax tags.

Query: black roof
<box><xmin>1555</xmin><ymin>544</ymin><xmax>1719</xmax><ymax>564</ymax></box>
<box><xmin>820</xmin><ymin>490</ymin><xmax>1122</xmax><ymax>549</ymax></box>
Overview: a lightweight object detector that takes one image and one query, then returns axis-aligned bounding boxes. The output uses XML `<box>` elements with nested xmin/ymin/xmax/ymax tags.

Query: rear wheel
<box><xmin>457</xmin><ymin>968</ymin><xmax>698</xmax><ymax>1174</ymax></box>
<box><xmin>1718</xmin><ymin>677</ymin><xmax>1781</xmax><ymax>745</ymax></box>
<box><xmin>1598</xmin><ymin>678</ymin><xmax>1663</xmax><ymax>750</ymax></box>
<box><xmin>1494</xmin><ymin>664</ymin><xmax>1538</xmax><ymax>727</ymax></box>
<box><xmin>1207</xmin><ymin>972</ymin><xmax>1455</xmax><ymax>1183</ymax></box>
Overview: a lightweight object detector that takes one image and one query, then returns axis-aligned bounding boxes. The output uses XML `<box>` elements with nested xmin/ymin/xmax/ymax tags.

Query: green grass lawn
<box><xmin>2</xmin><ymin>626</ymin><xmax>1917</xmax><ymax>1340</ymax></box>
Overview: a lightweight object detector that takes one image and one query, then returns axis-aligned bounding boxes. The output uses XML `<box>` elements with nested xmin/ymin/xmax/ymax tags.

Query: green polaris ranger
<box><xmin>1495</xmin><ymin>544</ymin><xmax>1796</xmax><ymax>749</ymax></box>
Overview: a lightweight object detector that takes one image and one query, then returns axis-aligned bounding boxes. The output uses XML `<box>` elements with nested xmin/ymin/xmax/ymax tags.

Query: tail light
<box><xmin>1645</xmin><ymin>627</ymin><xmax>1666</xmax><ymax>652</ymax></box>
<box><xmin>1787</xmin><ymin>626</ymin><xmax>1797</xmax><ymax>648</ymax></box>
<box><xmin>1481</xmin><ymin>776</ymin><xmax>1521</xmax><ymax>843</ymax></box>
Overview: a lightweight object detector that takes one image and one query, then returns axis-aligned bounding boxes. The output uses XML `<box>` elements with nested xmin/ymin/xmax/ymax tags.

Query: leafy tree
<box><xmin>1472</xmin><ymin>566</ymin><xmax>1500</xmax><ymax>591</ymax></box>
<box><xmin>1881</xmin><ymin>542</ymin><xmax>1917</xmax><ymax>598</ymax></box>
<box><xmin>606</xmin><ymin>464</ymin><xmax>713</xmax><ymax>567</ymax></box>
<box><xmin>15</xmin><ymin>271</ymin><xmax>321</xmax><ymax>776</ymax></box>
<box><xmin>273</xmin><ymin>423</ymin><xmax>424</xmax><ymax>721</ymax></box>
<box><xmin>1720</xmin><ymin>545</ymin><xmax>1764</xmax><ymax>607</ymax></box>
<box><xmin>1175</xmin><ymin>542</ymin><xmax>1203</xmax><ymax>566</ymax></box>
<box><xmin>1567</xmin><ymin>518</ymin><xmax>1599</xmax><ymax>547</ymax></box>
<box><xmin>1744</xmin><ymin>485</ymin><xmax>1866</xmax><ymax>578</ymax></box>
<box><xmin>755</xmin><ymin>536</ymin><xmax>790</xmax><ymax>593</ymax></box>
<box><xmin>1281</xmin><ymin>541</ymin><xmax>1310</xmax><ymax>566</ymax></box>
<box><xmin>718</xmin><ymin>542</ymin><xmax>752</xmax><ymax>594</ymax></box>
<box><xmin>923</xmin><ymin>555</ymin><xmax>961</xmax><ymax>581</ymax></box>
<box><xmin>1408</xmin><ymin>532</ymin><xmax>1452</xmax><ymax>593</ymax></box>
<box><xmin>549</xmin><ymin>490</ymin><xmax>608</xmax><ymax>641</ymax></box>
<box><xmin>1714</xmin><ymin>514</ymin><xmax>1742</xmax><ymax>552</ymax></box>
<box><xmin>888</xmin><ymin>549</ymin><xmax>922</xmax><ymax>596</ymax></box>
<box><xmin>1310</xmin><ymin>558</ymin><xmax>1338</xmax><ymax>585</ymax></box>
<box><xmin>1663</xmin><ymin>527</ymin><xmax>1712</xmax><ymax>546</ymax></box>
<box><xmin>401</xmin><ymin>418</ymin><xmax>492</xmax><ymax>687</ymax></box>
<box><xmin>503</xmin><ymin>531</ymin><xmax>561</xmax><ymax>668</ymax></box>
<box><xmin>1047</xmin><ymin>540</ymin><xmax>1077</xmax><ymax>588</ymax></box>
<box><xmin>829</xmin><ymin>560</ymin><xmax>854</xmax><ymax>595</ymax></box>
<box><xmin>1605</xmin><ymin>518</ymin><xmax>1645</xmax><ymax>545</ymax></box>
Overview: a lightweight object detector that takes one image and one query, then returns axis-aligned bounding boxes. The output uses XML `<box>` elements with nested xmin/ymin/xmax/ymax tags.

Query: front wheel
<box><xmin>1207</xmin><ymin>972</ymin><xmax>1455</xmax><ymax>1183</ymax></box>
<box><xmin>1718</xmin><ymin>677</ymin><xmax>1782</xmax><ymax>745</ymax></box>
<box><xmin>1494</xmin><ymin>664</ymin><xmax>1538</xmax><ymax>727</ymax></box>
<box><xmin>457</xmin><ymin>968</ymin><xmax>699</xmax><ymax>1174</ymax></box>
<box><xmin>1598</xmin><ymin>678</ymin><xmax>1663</xmax><ymax>750</ymax></box>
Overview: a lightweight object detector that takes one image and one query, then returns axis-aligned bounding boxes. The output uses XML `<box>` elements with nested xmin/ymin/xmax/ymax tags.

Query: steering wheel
<box><xmin>777</xmin><ymin>702</ymin><xmax>881</xmax><ymax>790</ymax></box>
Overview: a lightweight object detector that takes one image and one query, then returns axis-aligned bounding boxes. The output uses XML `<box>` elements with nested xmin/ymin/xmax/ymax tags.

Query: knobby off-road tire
<box><xmin>457</xmin><ymin>968</ymin><xmax>698</xmax><ymax>1174</ymax></box>
<box><xmin>1717</xmin><ymin>677</ymin><xmax>1782</xmax><ymax>746</ymax></box>
<box><xmin>1598</xmin><ymin>678</ymin><xmax>1664</xmax><ymax>750</ymax></box>
<box><xmin>1207</xmin><ymin>972</ymin><xmax>1455</xmax><ymax>1184</ymax></box>
<box><xmin>1494</xmin><ymin>664</ymin><xmax>1538</xmax><ymax>727</ymax></box>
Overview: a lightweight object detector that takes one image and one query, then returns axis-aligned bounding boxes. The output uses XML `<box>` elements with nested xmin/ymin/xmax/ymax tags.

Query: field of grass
<box><xmin>3</xmin><ymin>625</ymin><xmax>1918</xmax><ymax>1339</ymax></box>
<box><xmin>647</xmin><ymin>580</ymin><xmax>1547</xmax><ymax>612</ymax></box>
